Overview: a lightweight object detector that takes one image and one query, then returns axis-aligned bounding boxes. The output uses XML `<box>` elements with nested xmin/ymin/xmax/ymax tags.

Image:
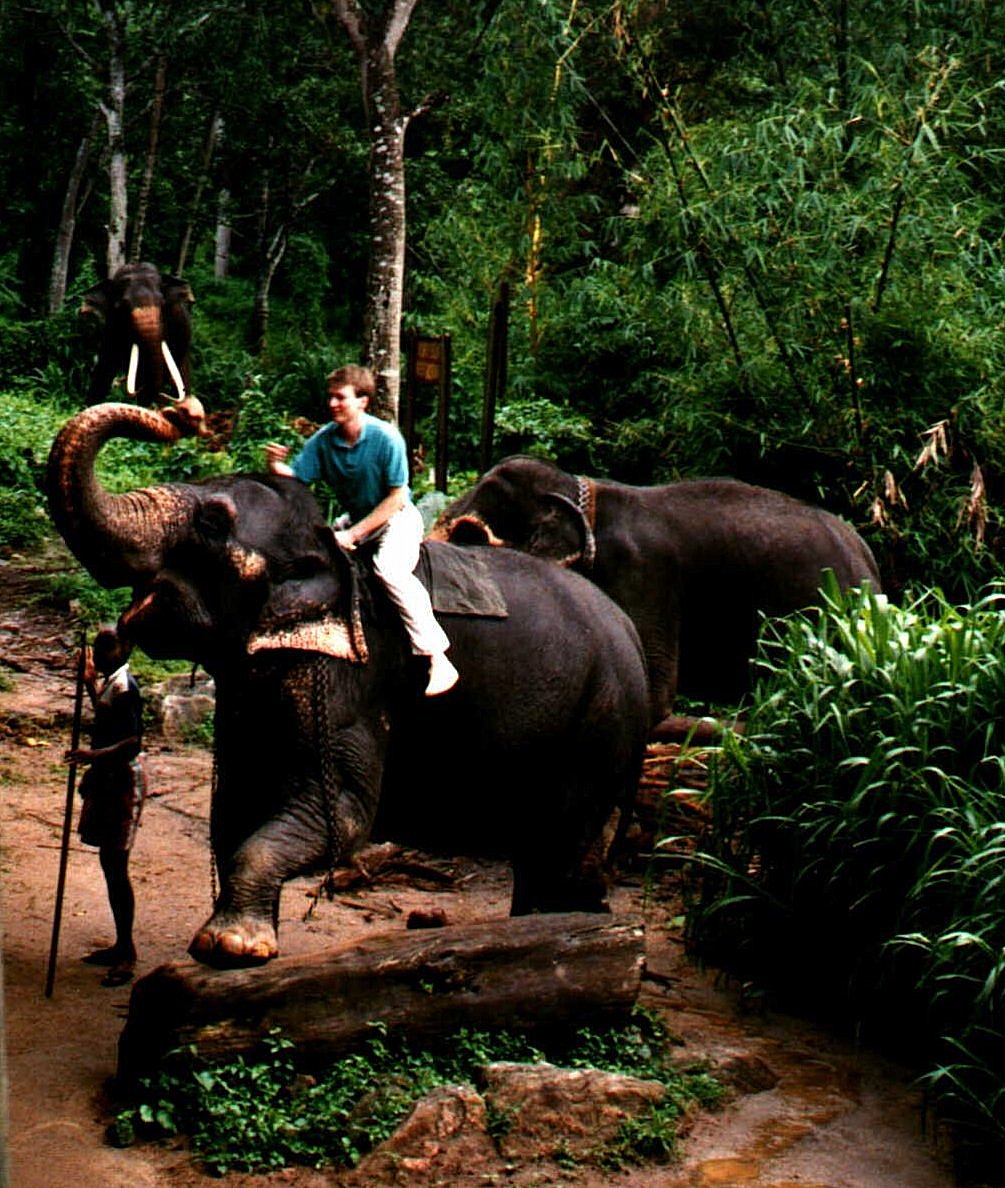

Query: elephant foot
<box><xmin>188</xmin><ymin>914</ymin><xmax>278</xmax><ymax>967</ymax></box>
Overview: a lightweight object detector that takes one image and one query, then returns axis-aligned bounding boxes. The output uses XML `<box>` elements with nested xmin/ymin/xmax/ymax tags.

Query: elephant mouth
<box><xmin>119</xmin><ymin>579</ymin><xmax>214</xmax><ymax>661</ymax></box>
<box><xmin>161</xmin><ymin>395</ymin><xmax>208</xmax><ymax>435</ymax></box>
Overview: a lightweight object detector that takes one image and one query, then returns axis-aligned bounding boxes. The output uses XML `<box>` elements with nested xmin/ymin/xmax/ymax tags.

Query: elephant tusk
<box><xmin>119</xmin><ymin>590</ymin><xmax>157</xmax><ymax>631</ymax></box>
<box><xmin>161</xmin><ymin>341</ymin><xmax>187</xmax><ymax>400</ymax></box>
<box><xmin>126</xmin><ymin>342</ymin><xmax>140</xmax><ymax>395</ymax></box>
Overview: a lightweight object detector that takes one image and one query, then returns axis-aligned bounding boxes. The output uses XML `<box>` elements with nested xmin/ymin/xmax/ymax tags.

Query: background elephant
<box><xmin>432</xmin><ymin>455</ymin><xmax>882</xmax><ymax>724</ymax></box>
<box><xmin>46</xmin><ymin>404</ymin><xmax>649</xmax><ymax>967</ymax></box>
<box><xmin>80</xmin><ymin>262</ymin><xmax>194</xmax><ymax>406</ymax></box>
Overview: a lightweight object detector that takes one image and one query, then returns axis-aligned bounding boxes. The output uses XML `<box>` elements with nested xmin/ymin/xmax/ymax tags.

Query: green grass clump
<box><xmin>685</xmin><ymin>573</ymin><xmax>1005</xmax><ymax>1157</ymax></box>
<box><xmin>0</xmin><ymin>390</ymin><xmax>71</xmax><ymax>553</ymax></box>
<box><xmin>111</xmin><ymin>1011</ymin><xmax>721</xmax><ymax>1176</ymax></box>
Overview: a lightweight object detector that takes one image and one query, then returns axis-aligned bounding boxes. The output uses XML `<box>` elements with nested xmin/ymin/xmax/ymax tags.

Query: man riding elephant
<box><xmin>265</xmin><ymin>364</ymin><xmax>458</xmax><ymax>697</ymax></box>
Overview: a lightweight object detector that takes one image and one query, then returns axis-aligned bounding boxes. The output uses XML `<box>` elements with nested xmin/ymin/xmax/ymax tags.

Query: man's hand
<box><xmin>265</xmin><ymin>442</ymin><xmax>293</xmax><ymax>476</ymax></box>
<box><xmin>64</xmin><ymin>746</ymin><xmax>97</xmax><ymax>766</ymax></box>
<box><xmin>334</xmin><ymin>528</ymin><xmax>356</xmax><ymax>551</ymax></box>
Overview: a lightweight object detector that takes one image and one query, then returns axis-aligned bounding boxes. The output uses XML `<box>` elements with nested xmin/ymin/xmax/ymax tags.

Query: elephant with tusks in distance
<box><xmin>80</xmin><ymin>263</ymin><xmax>194</xmax><ymax>407</ymax></box>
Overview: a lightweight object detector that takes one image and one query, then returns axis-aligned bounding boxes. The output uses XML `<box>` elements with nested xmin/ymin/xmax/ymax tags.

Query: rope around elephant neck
<box><xmin>574</xmin><ymin>475</ymin><xmax>598</xmax><ymax>570</ymax></box>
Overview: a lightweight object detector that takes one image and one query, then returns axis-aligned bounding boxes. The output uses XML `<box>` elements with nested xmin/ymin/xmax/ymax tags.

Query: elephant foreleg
<box><xmin>190</xmin><ymin>781</ymin><xmax>373</xmax><ymax>966</ymax></box>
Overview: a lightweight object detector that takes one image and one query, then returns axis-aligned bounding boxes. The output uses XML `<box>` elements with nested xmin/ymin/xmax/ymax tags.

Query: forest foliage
<box><xmin>1</xmin><ymin>0</ymin><xmax>1003</xmax><ymax>599</ymax></box>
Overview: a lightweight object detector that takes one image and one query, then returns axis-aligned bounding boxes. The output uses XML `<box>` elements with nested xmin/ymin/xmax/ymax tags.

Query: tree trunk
<box><xmin>117</xmin><ymin>913</ymin><xmax>645</xmax><ymax>1083</ymax></box>
<box><xmin>48</xmin><ymin>110</ymin><xmax>102</xmax><ymax>315</ymax></box>
<box><xmin>251</xmin><ymin>225</ymin><xmax>288</xmax><ymax>357</ymax></box>
<box><xmin>360</xmin><ymin>46</ymin><xmax>407</xmax><ymax>421</ymax></box>
<box><xmin>94</xmin><ymin>0</ymin><xmax>129</xmax><ymax>275</ymax></box>
<box><xmin>332</xmin><ymin>0</ymin><xmax>422</xmax><ymax>423</ymax></box>
<box><xmin>176</xmin><ymin>111</ymin><xmax>222</xmax><ymax>276</ymax></box>
<box><xmin>213</xmin><ymin>187</ymin><xmax>232</xmax><ymax>279</ymax></box>
<box><xmin>130</xmin><ymin>52</ymin><xmax>168</xmax><ymax>264</ymax></box>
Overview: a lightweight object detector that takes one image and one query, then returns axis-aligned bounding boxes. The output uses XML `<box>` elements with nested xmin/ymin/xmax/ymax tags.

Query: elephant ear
<box><xmin>79</xmin><ymin>280</ymin><xmax>112</xmax><ymax>320</ymax></box>
<box><xmin>528</xmin><ymin>492</ymin><xmax>595</xmax><ymax>569</ymax></box>
<box><xmin>256</xmin><ymin>571</ymin><xmax>342</xmax><ymax>630</ymax></box>
<box><xmin>194</xmin><ymin>493</ymin><xmax>237</xmax><ymax>540</ymax></box>
<box><xmin>193</xmin><ymin>493</ymin><xmax>270</xmax><ymax>581</ymax></box>
<box><xmin>161</xmin><ymin>276</ymin><xmax>195</xmax><ymax>307</ymax></box>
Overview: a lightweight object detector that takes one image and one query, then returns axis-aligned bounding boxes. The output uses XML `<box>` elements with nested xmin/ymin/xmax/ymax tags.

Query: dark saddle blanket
<box><xmin>416</xmin><ymin>541</ymin><xmax>508</xmax><ymax>618</ymax></box>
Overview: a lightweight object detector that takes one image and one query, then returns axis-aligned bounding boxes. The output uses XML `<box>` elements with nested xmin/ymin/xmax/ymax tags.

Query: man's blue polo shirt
<box><xmin>290</xmin><ymin>413</ymin><xmax>410</xmax><ymax>522</ymax></box>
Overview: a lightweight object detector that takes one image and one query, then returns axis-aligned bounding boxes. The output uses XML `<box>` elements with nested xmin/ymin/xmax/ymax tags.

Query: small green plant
<box><xmin>112</xmin><ymin>1011</ymin><xmax>721</xmax><ymax>1175</ymax></box>
<box><xmin>0</xmin><ymin>388</ymin><xmax>72</xmax><ymax>553</ymax></box>
<box><xmin>29</xmin><ymin>566</ymin><xmax>130</xmax><ymax>627</ymax></box>
<box><xmin>0</xmin><ymin>489</ymin><xmax>49</xmax><ymax>553</ymax></box>
<box><xmin>598</xmin><ymin>1101</ymin><xmax>680</xmax><ymax>1169</ymax></box>
<box><xmin>177</xmin><ymin>713</ymin><xmax>214</xmax><ymax>749</ymax></box>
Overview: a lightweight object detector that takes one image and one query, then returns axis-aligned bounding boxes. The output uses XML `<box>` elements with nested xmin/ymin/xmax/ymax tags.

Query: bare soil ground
<box><xmin>0</xmin><ymin>549</ymin><xmax>958</xmax><ymax>1186</ymax></box>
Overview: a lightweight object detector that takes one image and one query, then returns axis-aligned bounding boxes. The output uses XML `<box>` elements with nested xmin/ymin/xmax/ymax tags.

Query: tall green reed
<box><xmin>681</xmin><ymin>574</ymin><xmax>1005</xmax><ymax>1152</ymax></box>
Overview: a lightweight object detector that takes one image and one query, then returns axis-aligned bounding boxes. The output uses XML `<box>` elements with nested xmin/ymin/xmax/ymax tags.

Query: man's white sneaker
<box><xmin>425</xmin><ymin>653</ymin><xmax>459</xmax><ymax>696</ymax></box>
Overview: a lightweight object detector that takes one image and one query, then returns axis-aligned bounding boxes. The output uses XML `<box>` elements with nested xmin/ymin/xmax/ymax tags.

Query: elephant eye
<box><xmin>286</xmin><ymin>552</ymin><xmax>329</xmax><ymax>579</ymax></box>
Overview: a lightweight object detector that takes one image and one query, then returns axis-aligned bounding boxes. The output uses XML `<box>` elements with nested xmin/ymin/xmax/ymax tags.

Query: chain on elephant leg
<box><xmin>305</xmin><ymin>657</ymin><xmax>347</xmax><ymax>918</ymax></box>
<box><xmin>209</xmin><ymin>748</ymin><xmax>219</xmax><ymax>906</ymax></box>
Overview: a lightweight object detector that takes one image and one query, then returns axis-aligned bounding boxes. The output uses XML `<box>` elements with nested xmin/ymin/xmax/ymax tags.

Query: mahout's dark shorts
<box><xmin>77</xmin><ymin>758</ymin><xmax>147</xmax><ymax>851</ymax></box>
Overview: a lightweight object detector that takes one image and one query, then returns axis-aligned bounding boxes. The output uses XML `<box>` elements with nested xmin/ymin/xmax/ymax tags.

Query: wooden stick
<box><xmin>44</xmin><ymin>630</ymin><xmax>87</xmax><ymax>998</ymax></box>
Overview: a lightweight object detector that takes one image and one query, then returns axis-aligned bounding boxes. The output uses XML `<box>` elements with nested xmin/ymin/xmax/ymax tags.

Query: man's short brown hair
<box><xmin>327</xmin><ymin>364</ymin><xmax>375</xmax><ymax>399</ymax></box>
<box><xmin>94</xmin><ymin>624</ymin><xmax>132</xmax><ymax>667</ymax></box>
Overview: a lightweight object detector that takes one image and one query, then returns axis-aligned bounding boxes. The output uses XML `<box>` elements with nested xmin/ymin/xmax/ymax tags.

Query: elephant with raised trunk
<box><xmin>46</xmin><ymin>405</ymin><xmax>649</xmax><ymax>966</ymax></box>
<box><xmin>433</xmin><ymin>455</ymin><xmax>882</xmax><ymax>724</ymax></box>
<box><xmin>80</xmin><ymin>262</ymin><xmax>194</xmax><ymax>406</ymax></box>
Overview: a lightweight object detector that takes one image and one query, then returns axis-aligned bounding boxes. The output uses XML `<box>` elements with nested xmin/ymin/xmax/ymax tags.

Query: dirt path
<box><xmin>0</xmin><ymin>551</ymin><xmax>956</xmax><ymax>1186</ymax></box>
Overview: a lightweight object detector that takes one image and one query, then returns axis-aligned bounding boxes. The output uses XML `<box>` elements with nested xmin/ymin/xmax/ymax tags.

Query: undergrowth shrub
<box><xmin>0</xmin><ymin>390</ymin><xmax>74</xmax><ymax>552</ymax></box>
<box><xmin>683</xmin><ymin>574</ymin><xmax>1005</xmax><ymax>1159</ymax></box>
<box><xmin>111</xmin><ymin>1012</ymin><xmax>722</xmax><ymax>1176</ymax></box>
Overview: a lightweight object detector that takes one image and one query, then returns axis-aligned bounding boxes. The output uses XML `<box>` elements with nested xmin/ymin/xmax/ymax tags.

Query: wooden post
<box><xmin>402</xmin><ymin>327</ymin><xmax>418</xmax><ymax>477</ymax></box>
<box><xmin>117</xmin><ymin>913</ymin><xmax>645</xmax><ymax>1083</ymax></box>
<box><xmin>435</xmin><ymin>334</ymin><xmax>451</xmax><ymax>493</ymax></box>
<box><xmin>403</xmin><ymin>331</ymin><xmax>450</xmax><ymax>491</ymax></box>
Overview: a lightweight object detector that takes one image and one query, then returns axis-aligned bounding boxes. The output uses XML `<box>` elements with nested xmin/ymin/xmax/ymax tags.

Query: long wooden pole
<box><xmin>44</xmin><ymin>631</ymin><xmax>87</xmax><ymax>998</ymax></box>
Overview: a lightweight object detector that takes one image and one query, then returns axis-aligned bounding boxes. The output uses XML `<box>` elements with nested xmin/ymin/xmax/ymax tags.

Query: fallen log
<box><xmin>117</xmin><ymin>913</ymin><xmax>645</xmax><ymax>1084</ymax></box>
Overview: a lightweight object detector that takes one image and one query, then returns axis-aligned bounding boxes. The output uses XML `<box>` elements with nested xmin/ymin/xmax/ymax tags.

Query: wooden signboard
<box><xmin>403</xmin><ymin>330</ymin><xmax>451</xmax><ymax>493</ymax></box>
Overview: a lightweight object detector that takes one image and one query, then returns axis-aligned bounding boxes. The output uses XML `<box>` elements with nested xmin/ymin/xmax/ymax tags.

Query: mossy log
<box><xmin>117</xmin><ymin>913</ymin><xmax>645</xmax><ymax>1083</ymax></box>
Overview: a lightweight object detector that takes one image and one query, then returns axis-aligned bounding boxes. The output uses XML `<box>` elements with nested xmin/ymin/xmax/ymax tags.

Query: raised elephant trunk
<box><xmin>46</xmin><ymin>399</ymin><xmax>207</xmax><ymax>588</ymax></box>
